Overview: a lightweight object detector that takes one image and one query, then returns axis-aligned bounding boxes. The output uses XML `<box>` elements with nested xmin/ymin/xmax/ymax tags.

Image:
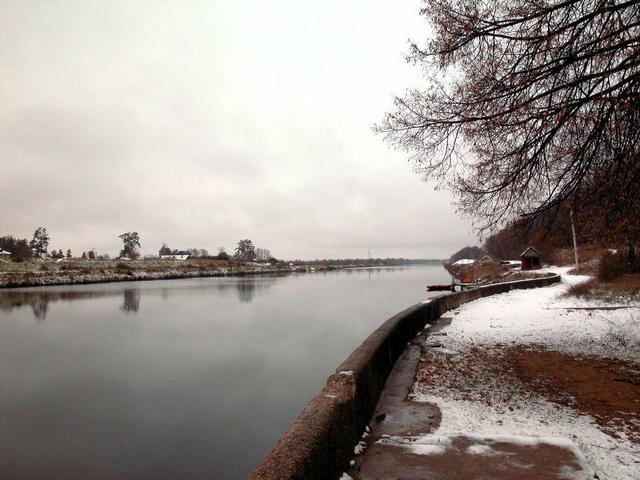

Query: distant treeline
<box><xmin>288</xmin><ymin>258</ymin><xmax>443</xmax><ymax>266</ymax></box>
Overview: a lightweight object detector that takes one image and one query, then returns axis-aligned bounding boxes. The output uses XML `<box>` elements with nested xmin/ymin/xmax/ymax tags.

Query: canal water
<box><xmin>0</xmin><ymin>264</ymin><xmax>449</xmax><ymax>479</ymax></box>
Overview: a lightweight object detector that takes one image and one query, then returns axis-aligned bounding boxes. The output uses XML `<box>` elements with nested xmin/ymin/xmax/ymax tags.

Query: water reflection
<box><xmin>0</xmin><ymin>289</ymin><xmax>140</xmax><ymax>320</ymax></box>
<box><xmin>31</xmin><ymin>301</ymin><xmax>48</xmax><ymax>322</ymax></box>
<box><xmin>0</xmin><ymin>274</ymin><xmax>284</xmax><ymax>320</ymax></box>
<box><xmin>211</xmin><ymin>275</ymin><xmax>280</xmax><ymax>303</ymax></box>
<box><xmin>120</xmin><ymin>289</ymin><xmax>141</xmax><ymax>313</ymax></box>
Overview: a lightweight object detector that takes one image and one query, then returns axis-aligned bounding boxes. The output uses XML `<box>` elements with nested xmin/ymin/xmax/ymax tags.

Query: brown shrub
<box><xmin>565</xmin><ymin>278</ymin><xmax>598</xmax><ymax>297</ymax></box>
<box><xmin>599</xmin><ymin>251</ymin><xmax>630</xmax><ymax>281</ymax></box>
<box><xmin>552</xmin><ymin>246</ymin><xmax>607</xmax><ymax>267</ymax></box>
<box><xmin>567</xmin><ymin>259</ymin><xmax>599</xmax><ymax>276</ymax></box>
<box><xmin>615</xmin><ymin>274</ymin><xmax>640</xmax><ymax>288</ymax></box>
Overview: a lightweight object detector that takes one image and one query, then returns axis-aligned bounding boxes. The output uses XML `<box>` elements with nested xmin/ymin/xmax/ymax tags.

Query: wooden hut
<box><xmin>521</xmin><ymin>247</ymin><xmax>542</xmax><ymax>270</ymax></box>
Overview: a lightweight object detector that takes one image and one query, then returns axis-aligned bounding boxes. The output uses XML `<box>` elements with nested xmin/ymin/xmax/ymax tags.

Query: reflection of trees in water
<box><xmin>236</xmin><ymin>279</ymin><xmax>256</xmax><ymax>303</ymax></box>
<box><xmin>120</xmin><ymin>289</ymin><xmax>141</xmax><ymax>313</ymax></box>
<box><xmin>0</xmin><ymin>289</ymin><xmax>134</xmax><ymax>321</ymax></box>
<box><xmin>31</xmin><ymin>301</ymin><xmax>48</xmax><ymax>322</ymax></box>
<box><xmin>0</xmin><ymin>273</ymin><xmax>286</xmax><ymax>318</ymax></box>
<box><xmin>215</xmin><ymin>275</ymin><xmax>281</xmax><ymax>303</ymax></box>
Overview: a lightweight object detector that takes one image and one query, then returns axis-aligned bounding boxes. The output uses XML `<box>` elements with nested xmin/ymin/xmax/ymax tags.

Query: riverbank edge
<box><xmin>0</xmin><ymin>263</ymin><xmax>422</xmax><ymax>289</ymax></box>
<box><xmin>0</xmin><ymin>268</ymin><xmax>303</xmax><ymax>289</ymax></box>
<box><xmin>250</xmin><ymin>273</ymin><xmax>562</xmax><ymax>480</ymax></box>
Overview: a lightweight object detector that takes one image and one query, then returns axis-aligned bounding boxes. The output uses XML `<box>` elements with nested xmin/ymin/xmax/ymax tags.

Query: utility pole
<box><xmin>570</xmin><ymin>209</ymin><xmax>579</xmax><ymax>272</ymax></box>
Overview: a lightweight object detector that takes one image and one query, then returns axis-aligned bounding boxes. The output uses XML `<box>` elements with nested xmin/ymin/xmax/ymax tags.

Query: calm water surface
<box><xmin>0</xmin><ymin>265</ymin><xmax>448</xmax><ymax>479</ymax></box>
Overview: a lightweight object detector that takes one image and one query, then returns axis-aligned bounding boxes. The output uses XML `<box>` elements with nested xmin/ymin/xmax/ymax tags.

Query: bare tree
<box><xmin>255</xmin><ymin>247</ymin><xmax>272</xmax><ymax>262</ymax></box>
<box><xmin>377</xmin><ymin>0</ymin><xmax>640</xmax><ymax>231</ymax></box>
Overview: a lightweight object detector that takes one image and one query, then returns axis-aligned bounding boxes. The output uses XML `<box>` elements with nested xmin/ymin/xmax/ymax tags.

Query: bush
<box><xmin>565</xmin><ymin>278</ymin><xmax>598</xmax><ymax>297</ymax></box>
<box><xmin>115</xmin><ymin>262</ymin><xmax>131</xmax><ymax>271</ymax></box>
<box><xmin>599</xmin><ymin>250</ymin><xmax>636</xmax><ymax>281</ymax></box>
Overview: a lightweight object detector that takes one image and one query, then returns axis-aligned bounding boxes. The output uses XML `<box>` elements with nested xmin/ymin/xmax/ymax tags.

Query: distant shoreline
<box><xmin>0</xmin><ymin>259</ymin><xmax>444</xmax><ymax>289</ymax></box>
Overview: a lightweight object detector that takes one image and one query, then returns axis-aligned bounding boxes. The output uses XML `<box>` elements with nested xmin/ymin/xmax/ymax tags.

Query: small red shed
<box><xmin>521</xmin><ymin>247</ymin><xmax>542</xmax><ymax>270</ymax></box>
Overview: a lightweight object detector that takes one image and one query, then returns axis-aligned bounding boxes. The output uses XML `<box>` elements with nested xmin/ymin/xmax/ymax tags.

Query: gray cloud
<box><xmin>0</xmin><ymin>0</ymin><xmax>475</xmax><ymax>259</ymax></box>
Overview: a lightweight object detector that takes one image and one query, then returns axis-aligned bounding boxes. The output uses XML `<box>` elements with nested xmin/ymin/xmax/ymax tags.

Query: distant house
<box><xmin>500</xmin><ymin>259</ymin><xmax>522</xmax><ymax>269</ymax></box>
<box><xmin>521</xmin><ymin>247</ymin><xmax>542</xmax><ymax>270</ymax></box>
<box><xmin>0</xmin><ymin>248</ymin><xmax>11</xmax><ymax>260</ymax></box>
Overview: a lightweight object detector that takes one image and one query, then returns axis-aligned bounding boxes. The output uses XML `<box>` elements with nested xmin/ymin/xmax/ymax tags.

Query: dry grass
<box><xmin>551</xmin><ymin>246</ymin><xmax>607</xmax><ymax>267</ymax></box>
<box><xmin>565</xmin><ymin>278</ymin><xmax>599</xmax><ymax>297</ymax></box>
<box><xmin>0</xmin><ymin>258</ymin><xmax>235</xmax><ymax>274</ymax></box>
<box><xmin>567</xmin><ymin>258</ymin><xmax>599</xmax><ymax>276</ymax></box>
<box><xmin>565</xmin><ymin>274</ymin><xmax>640</xmax><ymax>302</ymax></box>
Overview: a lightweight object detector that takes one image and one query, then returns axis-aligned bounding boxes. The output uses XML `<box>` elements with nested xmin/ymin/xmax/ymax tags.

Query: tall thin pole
<box><xmin>570</xmin><ymin>209</ymin><xmax>579</xmax><ymax>272</ymax></box>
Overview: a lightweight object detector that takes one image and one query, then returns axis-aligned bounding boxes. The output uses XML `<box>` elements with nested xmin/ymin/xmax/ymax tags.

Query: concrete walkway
<box><xmin>347</xmin><ymin>319</ymin><xmax>597</xmax><ymax>480</ymax></box>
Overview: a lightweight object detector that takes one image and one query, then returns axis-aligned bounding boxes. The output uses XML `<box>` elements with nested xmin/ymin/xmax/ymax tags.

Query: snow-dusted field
<box><xmin>411</xmin><ymin>268</ymin><xmax>640</xmax><ymax>480</ymax></box>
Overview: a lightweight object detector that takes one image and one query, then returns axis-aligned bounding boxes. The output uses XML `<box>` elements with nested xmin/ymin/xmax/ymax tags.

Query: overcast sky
<box><xmin>0</xmin><ymin>0</ymin><xmax>475</xmax><ymax>259</ymax></box>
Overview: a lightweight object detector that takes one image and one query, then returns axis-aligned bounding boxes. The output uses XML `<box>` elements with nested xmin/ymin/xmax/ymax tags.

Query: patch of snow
<box><xmin>466</xmin><ymin>444</ymin><xmax>494</xmax><ymax>455</ymax></box>
<box><xmin>452</xmin><ymin>258</ymin><xmax>475</xmax><ymax>265</ymax></box>
<box><xmin>338</xmin><ymin>370</ymin><xmax>354</xmax><ymax>376</ymax></box>
<box><xmin>433</xmin><ymin>269</ymin><xmax>639</xmax><ymax>361</ymax></box>
<box><xmin>412</xmin><ymin>268</ymin><xmax>640</xmax><ymax>479</ymax></box>
<box><xmin>353</xmin><ymin>440</ymin><xmax>367</xmax><ymax>455</ymax></box>
<box><xmin>339</xmin><ymin>473</ymin><xmax>353</xmax><ymax>480</ymax></box>
<box><xmin>426</xmin><ymin>346</ymin><xmax>459</xmax><ymax>355</ymax></box>
<box><xmin>376</xmin><ymin>435</ymin><xmax>451</xmax><ymax>456</ymax></box>
<box><xmin>412</xmin><ymin>392</ymin><xmax>626</xmax><ymax>477</ymax></box>
<box><xmin>405</xmin><ymin>443</ymin><xmax>447</xmax><ymax>455</ymax></box>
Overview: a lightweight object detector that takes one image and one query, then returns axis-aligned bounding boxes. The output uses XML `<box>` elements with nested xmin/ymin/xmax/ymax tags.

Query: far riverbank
<box><xmin>0</xmin><ymin>258</ymin><xmax>443</xmax><ymax>289</ymax></box>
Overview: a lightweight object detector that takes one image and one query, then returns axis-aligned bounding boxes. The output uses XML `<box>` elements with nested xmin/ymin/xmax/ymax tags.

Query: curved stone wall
<box><xmin>250</xmin><ymin>273</ymin><xmax>561</xmax><ymax>479</ymax></box>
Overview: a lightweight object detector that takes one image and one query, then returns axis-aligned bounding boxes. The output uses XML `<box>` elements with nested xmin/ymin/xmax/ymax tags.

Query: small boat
<box><xmin>426</xmin><ymin>284</ymin><xmax>454</xmax><ymax>292</ymax></box>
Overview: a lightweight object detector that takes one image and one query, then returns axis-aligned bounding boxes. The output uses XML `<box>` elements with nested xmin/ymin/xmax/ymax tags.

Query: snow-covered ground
<box><xmin>411</xmin><ymin>267</ymin><xmax>640</xmax><ymax>480</ymax></box>
<box><xmin>438</xmin><ymin>267</ymin><xmax>640</xmax><ymax>361</ymax></box>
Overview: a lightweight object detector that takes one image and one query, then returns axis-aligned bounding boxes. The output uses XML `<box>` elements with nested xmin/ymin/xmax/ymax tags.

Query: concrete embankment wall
<box><xmin>250</xmin><ymin>274</ymin><xmax>561</xmax><ymax>480</ymax></box>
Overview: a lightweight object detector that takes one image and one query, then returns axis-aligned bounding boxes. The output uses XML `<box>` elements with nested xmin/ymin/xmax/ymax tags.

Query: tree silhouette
<box><xmin>119</xmin><ymin>232</ymin><xmax>141</xmax><ymax>259</ymax></box>
<box><xmin>234</xmin><ymin>239</ymin><xmax>256</xmax><ymax>261</ymax></box>
<box><xmin>30</xmin><ymin>227</ymin><xmax>49</xmax><ymax>256</ymax></box>
<box><xmin>377</xmin><ymin>0</ymin><xmax>640</xmax><ymax>232</ymax></box>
